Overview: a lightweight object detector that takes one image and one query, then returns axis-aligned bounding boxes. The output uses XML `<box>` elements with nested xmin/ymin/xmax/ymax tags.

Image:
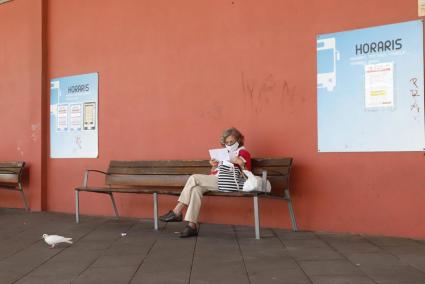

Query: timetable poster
<box><xmin>50</xmin><ymin>73</ymin><xmax>98</xmax><ymax>158</ymax></box>
<box><xmin>317</xmin><ymin>20</ymin><xmax>424</xmax><ymax>152</ymax></box>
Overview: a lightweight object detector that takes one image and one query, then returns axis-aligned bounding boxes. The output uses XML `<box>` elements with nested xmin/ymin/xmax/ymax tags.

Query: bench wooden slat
<box><xmin>0</xmin><ymin>162</ymin><xmax>25</xmax><ymax>168</ymax></box>
<box><xmin>75</xmin><ymin>186</ymin><xmax>263</xmax><ymax>197</ymax></box>
<box><xmin>0</xmin><ymin>174</ymin><xmax>20</xmax><ymax>184</ymax></box>
<box><xmin>0</xmin><ymin>169</ymin><xmax>22</xmax><ymax>173</ymax></box>
<box><xmin>252</xmin><ymin>158</ymin><xmax>292</xmax><ymax>167</ymax></box>
<box><xmin>76</xmin><ymin>186</ymin><xmax>183</xmax><ymax>195</ymax></box>
<box><xmin>0</xmin><ymin>168</ymin><xmax>22</xmax><ymax>174</ymax></box>
<box><xmin>251</xmin><ymin>167</ymin><xmax>290</xmax><ymax>176</ymax></box>
<box><xmin>106</xmin><ymin>174</ymin><xmax>190</xmax><ymax>187</ymax></box>
<box><xmin>205</xmin><ymin>191</ymin><xmax>262</xmax><ymax>197</ymax></box>
<box><xmin>108</xmin><ymin>167</ymin><xmax>211</xmax><ymax>175</ymax></box>
<box><xmin>110</xmin><ymin>160</ymin><xmax>210</xmax><ymax>168</ymax></box>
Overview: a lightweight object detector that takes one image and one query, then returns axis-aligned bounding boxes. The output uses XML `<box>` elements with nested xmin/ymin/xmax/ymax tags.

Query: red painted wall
<box><xmin>0</xmin><ymin>0</ymin><xmax>44</xmax><ymax>211</ymax></box>
<box><xmin>1</xmin><ymin>0</ymin><xmax>425</xmax><ymax>238</ymax></box>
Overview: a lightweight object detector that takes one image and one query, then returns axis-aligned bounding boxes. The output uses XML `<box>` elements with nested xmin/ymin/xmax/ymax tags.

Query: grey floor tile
<box><xmin>360</xmin><ymin>265</ymin><xmax>425</xmax><ymax>284</ymax></box>
<box><xmin>316</xmin><ymin>232</ymin><xmax>366</xmax><ymax>241</ymax></box>
<box><xmin>72</xmin><ymin>266</ymin><xmax>138</xmax><ymax>284</ymax></box>
<box><xmin>17</xmin><ymin>250</ymin><xmax>100</xmax><ymax>281</ymax></box>
<box><xmin>382</xmin><ymin>245</ymin><xmax>425</xmax><ymax>256</ymax></box>
<box><xmin>345</xmin><ymin>252</ymin><xmax>403</xmax><ymax>267</ymax></box>
<box><xmin>130</xmin><ymin>223</ymin><xmax>195</xmax><ymax>284</ymax></box>
<box><xmin>131</xmin><ymin>270</ymin><xmax>190</xmax><ymax>284</ymax></box>
<box><xmin>396</xmin><ymin>254</ymin><xmax>425</xmax><ymax>273</ymax></box>
<box><xmin>15</xmin><ymin>275</ymin><xmax>72</xmax><ymax>284</ymax></box>
<box><xmin>287</xmin><ymin>246</ymin><xmax>344</xmax><ymax>261</ymax></box>
<box><xmin>326</xmin><ymin>240</ymin><xmax>382</xmax><ymax>254</ymax></box>
<box><xmin>282</xmin><ymin>239</ymin><xmax>332</xmax><ymax>249</ymax></box>
<box><xmin>346</xmin><ymin>253</ymin><xmax>425</xmax><ymax>283</ymax></box>
<box><xmin>91</xmin><ymin>253</ymin><xmax>144</xmax><ymax>267</ymax></box>
<box><xmin>274</xmin><ymin>229</ymin><xmax>318</xmax><ymax>240</ymax></box>
<box><xmin>236</xmin><ymin>226</ymin><xmax>300</xmax><ymax>276</ymax></box>
<box><xmin>249</xmin><ymin>268</ymin><xmax>312</xmax><ymax>284</ymax></box>
<box><xmin>366</xmin><ymin>236</ymin><xmax>424</xmax><ymax>247</ymax></box>
<box><xmin>310</xmin><ymin>275</ymin><xmax>375</xmax><ymax>284</ymax></box>
<box><xmin>190</xmin><ymin>224</ymin><xmax>249</xmax><ymax>284</ymax></box>
<box><xmin>299</xmin><ymin>260</ymin><xmax>363</xmax><ymax>276</ymax></box>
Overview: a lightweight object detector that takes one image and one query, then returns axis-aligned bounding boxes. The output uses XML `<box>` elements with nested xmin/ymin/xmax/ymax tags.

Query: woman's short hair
<box><xmin>220</xmin><ymin>127</ymin><xmax>245</xmax><ymax>146</ymax></box>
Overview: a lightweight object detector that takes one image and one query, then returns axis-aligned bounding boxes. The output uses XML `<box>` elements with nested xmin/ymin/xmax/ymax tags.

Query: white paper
<box><xmin>365</xmin><ymin>62</ymin><xmax>394</xmax><ymax>108</ymax></box>
<box><xmin>209</xmin><ymin>148</ymin><xmax>230</xmax><ymax>162</ymax></box>
<box><xmin>70</xmin><ymin>104</ymin><xmax>82</xmax><ymax>131</ymax></box>
<box><xmin>57</xmin><ymin>104</ymin><xmax>68</xmax><ymax>131</ymax></box>
<box><xmin>222</xmin><ymin>160</ymin><xmax>234</xmax><ymax>167</ymax></box>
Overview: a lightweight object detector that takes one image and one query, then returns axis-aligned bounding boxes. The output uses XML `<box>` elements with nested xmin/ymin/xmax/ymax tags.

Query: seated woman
<box><xmin>159</xmin><ymin>127</ymin><xmax>252</xmax><ymax>238</ymax></box>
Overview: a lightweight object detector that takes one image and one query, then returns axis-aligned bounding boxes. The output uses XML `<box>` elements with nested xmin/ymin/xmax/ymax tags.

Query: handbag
<box><xmin>242</xmin><ymin>170</ymin><xmax>271</xmax><ymax>192</ymax></box>
<box><xmin>217</xmin><ymin>162</ymin><xmax>246</xmax><ymax>191</ymax></box>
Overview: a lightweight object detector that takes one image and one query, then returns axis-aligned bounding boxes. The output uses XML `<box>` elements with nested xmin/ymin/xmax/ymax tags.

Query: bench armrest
<box><xmin>83</xmin><ymin>169</ymin><xmax>109</xmax><ymax>187</ymax></box>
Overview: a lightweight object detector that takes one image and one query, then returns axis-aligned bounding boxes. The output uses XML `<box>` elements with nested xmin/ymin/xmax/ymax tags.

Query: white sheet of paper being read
<box><xmin>209</xmin><ymin>148</ymin><xmax>230</xmax><ymax>162</ymax></box>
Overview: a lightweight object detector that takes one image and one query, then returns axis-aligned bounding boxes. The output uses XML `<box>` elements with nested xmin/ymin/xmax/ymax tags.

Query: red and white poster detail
<box><xmin>364</xmin><ymin>62</ymin><xmax>394</xmax><ymax>109</ymax></box>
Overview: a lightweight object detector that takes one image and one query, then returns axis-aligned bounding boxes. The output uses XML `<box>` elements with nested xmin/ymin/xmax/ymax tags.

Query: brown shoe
<box><xmin>159</xmin><ymin>210</ymin><xmax>182</xmax><ymax>222</ymax></box>
<box><xmin>180</xmin><ymin>225</ymin><xmax>198</xmax><ymax>238</ymax></box>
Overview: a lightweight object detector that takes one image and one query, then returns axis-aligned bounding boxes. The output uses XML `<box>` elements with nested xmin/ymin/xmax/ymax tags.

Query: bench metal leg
<box><xmin>75</xmin><ymin>190</ymin><xmax>80</xmax><ymax>223</ymax></box>
<box><xmin>253</xmin><ymin>195</ymin><xmax>260</xmax><ymax>239</ymax></box>
<box><xmin>109</xmin><ymin>193</ymin><xmax>119</xmax><ymax>218</ymax></box>
<box><xmin>153</xmin><ymin>192</ymin><xmax>158</xmax><ymax>230</ymax></box>
<box><xmin>18</xmin><ymin>184</ymin><xmax>29</xmax><ymax>211</ymax></box>
<box><xmin>285</xmin><ymin>189</ymin><xmax>298</xmax><ymax>231</ymax></box>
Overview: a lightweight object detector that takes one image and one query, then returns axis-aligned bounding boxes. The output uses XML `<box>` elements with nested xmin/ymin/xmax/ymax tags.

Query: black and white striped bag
<box><xmin>217</xmin><ymin>163</ymin><xmax>246</xmax><ymax>192</ymax></box>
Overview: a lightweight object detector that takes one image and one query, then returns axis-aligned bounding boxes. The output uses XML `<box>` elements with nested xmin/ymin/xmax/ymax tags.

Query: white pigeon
<box><xmin>42</xmin><ymin>234</ymin><xmax>73</xmax><ymax>248</ymax></box>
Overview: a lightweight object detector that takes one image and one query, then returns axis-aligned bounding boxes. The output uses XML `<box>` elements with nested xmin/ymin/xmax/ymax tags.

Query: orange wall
<box><xmin>1</xmin><ymin>0</ymin><xmax>425</xmax><ymax>238</ymax></box>
<box><xmin>0</xmin><ymin>0</ymin><xmax>45</xmax><ymax>211</ymax></box>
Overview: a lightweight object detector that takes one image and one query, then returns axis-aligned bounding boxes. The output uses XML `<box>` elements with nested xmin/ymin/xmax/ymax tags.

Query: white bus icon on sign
<box><xmin>317</xmin><ymin>37</ymin><xmax>340</xmax><ymax>92</ymax></box>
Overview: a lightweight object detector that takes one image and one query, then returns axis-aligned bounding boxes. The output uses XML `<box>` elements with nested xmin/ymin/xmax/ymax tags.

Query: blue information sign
<box><xmin>50</xmin><ymin>73</ymin><xmax>98</xmax><ymax>158</ymax></box>
<box><xmin>317</xmin><ymin>20</ymin><xmax>424</xmax><ymax>152</ymax></box>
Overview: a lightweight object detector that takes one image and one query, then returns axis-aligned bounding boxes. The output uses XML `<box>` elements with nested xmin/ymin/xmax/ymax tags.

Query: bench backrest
<box><xmin>106</xmin><ymin>160</ymin><xmax>211</xmax><ymax>187</ymax></box>
<box><xmin>0</xmin><ymin>162</ymin><xmax>25</xmax><ymax>186</ymax></box>
<box><xmin>106</xmin><ymin>158</ymin><xmax>292</xmax><ymax>196</ymax></box>
<box><xmin>251</xmin><ymin>158</ymin><xmax>292</xmax><ymax>196</ymax></box>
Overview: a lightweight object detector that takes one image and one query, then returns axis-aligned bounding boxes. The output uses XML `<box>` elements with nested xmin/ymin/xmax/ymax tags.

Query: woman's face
<box><xmin>224</xmin><ymin>135</ymin><xmax>237</xmax><ymax>146</ymax></box>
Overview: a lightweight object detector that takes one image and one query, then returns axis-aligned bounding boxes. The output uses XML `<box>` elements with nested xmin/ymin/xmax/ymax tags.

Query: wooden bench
<box><xmin>0</xmin><ymin>162</ymin><xmax>28</xmax><ymax>210</ymax></box>
<box><xmin>75</xmin><ymin>158</ymin><xmax>297</xmax><ymax>239</ymax></box>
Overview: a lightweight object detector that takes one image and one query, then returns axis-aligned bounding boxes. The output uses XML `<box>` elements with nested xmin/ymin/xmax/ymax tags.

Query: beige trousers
<box><xmin>178</xmin><ymin>174</ymin><xmax>218</xmax><ymax>223</ymax></box>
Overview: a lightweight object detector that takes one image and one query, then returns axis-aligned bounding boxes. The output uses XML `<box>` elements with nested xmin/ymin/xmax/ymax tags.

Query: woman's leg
<box><xmin>184</xmin><ymin>185</ymin><xmax>207</xmax><ymax>225</ymax></box>
<box><xmin>181</xmin><ymin>174</ymin><xmax>218</xmax><ymax>226</ymax></box>
<box><xmin>160</xmin><ymin>174</ymin><xmax>217</xmax><ymax>224</ymax></box>
<box><xmin>172</xmin><ymin>203</ymin><xmax>185</xmax><ymax>216</ymax></box>
<box><xmin>174</xmin><ymin>174</ymin><xmax>217</xmax><ymax>214</ymax></box>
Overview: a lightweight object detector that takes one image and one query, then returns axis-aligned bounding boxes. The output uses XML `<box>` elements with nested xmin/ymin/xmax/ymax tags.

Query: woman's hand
<box><xmin>231</xmin><ymin>156</ymin><xmax>245</xmax><ymax>167</ymax></box>
<box><xmin>209</xmin><ymin>159</ymin><xmax>219</xmax><ymax>167</ymax></box>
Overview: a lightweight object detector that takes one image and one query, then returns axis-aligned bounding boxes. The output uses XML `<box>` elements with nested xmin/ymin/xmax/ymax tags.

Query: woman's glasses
<box><xmin>224</xmin><ymin>139</ymin><xmax>237</xmax><ymax>146</ymax></box>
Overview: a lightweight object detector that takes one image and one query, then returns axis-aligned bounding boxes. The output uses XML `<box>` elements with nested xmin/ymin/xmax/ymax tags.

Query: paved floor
<box><xmin>1</xmin><ymin>209</ymin><xmax>425</xmax><ymax>284</ymax></box>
